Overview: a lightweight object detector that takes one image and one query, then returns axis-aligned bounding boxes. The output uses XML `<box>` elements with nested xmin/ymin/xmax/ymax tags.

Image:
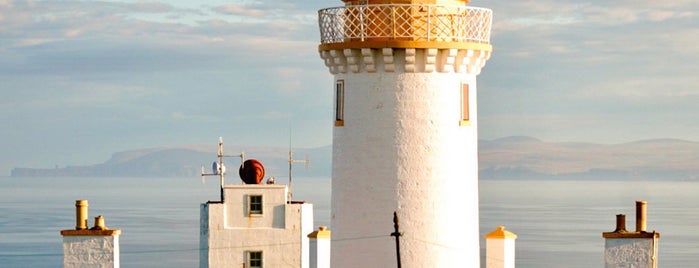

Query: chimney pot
<box><xmin>636</xmin><ymin>200</ymin><xmax>647</xmax><ymax>233</ymax></box>
<box><xmin>614</xmin><ymin>214</ymin><xmax>627</xmax><ymax>233</ymax></box>
<box><xmin>75</xmin><ymin>200</ymin><xmax>88</xmax><ymax>230</ymax></box>
<box><xmin>92</xmin><ymin>215</ymin><xmax>106</xmax><ymax>230</ymax></box>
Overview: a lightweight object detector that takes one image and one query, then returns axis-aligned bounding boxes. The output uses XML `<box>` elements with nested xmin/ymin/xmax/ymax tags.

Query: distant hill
<box><xmin>12</xmin><ymin>137</ymin><xmax>699</xmax><ymax>180</ymax></box>
<box><xmin>11</xmin><ymin>145</ymin><xmax>331</xmax><ymax>179</ymax></box>
<box><xmin>479</xmin><ymin>137</ymin><xmax>699</xmax><ymax>180</ymax></box>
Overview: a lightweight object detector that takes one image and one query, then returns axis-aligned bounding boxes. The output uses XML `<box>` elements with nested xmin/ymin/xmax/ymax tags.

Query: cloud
<box><xmin>216</xmin><ymin>4</ymin><xmax>267</xmax><ymax>17</ymax></box>
<box><xmin>492</xmin><ymin>0</ymin><xmax>697</xmax><ymax>32</ymax></box>
<box><xmin>1</xmin><ymin>0</ymin><xmax>698</xmax><ymax>175</ymax></box>
<box><xmin>0</xmin><ymin>1</ymin><xmax>208</xmax><ymax>49</ymax></box>
<box><xmin>575</xmin><ymin>75</ymin><xmax>699</xmax><ymax>99</ymax></box>
<box><xmin>480</xmin><ymin>0</ymin><xmax>699</xmax><ymax>143</ymax></box>
<box><xmin>2</xmin><ymin>81</ymin><xmax>153</xmax><ymax>118</ymax></box>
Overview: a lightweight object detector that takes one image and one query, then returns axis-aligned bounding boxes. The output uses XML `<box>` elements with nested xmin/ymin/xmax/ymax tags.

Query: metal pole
<box><xmin>218</xmin><ymin>137</ymin><xmax>225</xmax><ymax>202</ymax></box>
<box><xmin>288</xmin><ymin>149</ymin><xmax>293</xmax><ymax>202</ymax></box>
<box><xmin>390</xmin><ymin>211</ymin><xmax>402</xmax><ymax>268</ymax></box>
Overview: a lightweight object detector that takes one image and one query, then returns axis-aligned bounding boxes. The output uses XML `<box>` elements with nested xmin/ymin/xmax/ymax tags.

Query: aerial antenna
<box><xmin>287</xmin><ymin>132</ymin><xmax>310</xmax><ymax>202</ymax></box>
<box><xmin>201</xmin><ymin>137</ymin><xmax>244</xmax><ymax>202</ymax></box>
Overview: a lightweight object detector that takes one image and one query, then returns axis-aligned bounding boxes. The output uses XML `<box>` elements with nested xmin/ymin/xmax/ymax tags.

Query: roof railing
<box><xmin>318</xmin><ymin>4</ymin><xmax>492</xmax><ymax>45</ymax></box>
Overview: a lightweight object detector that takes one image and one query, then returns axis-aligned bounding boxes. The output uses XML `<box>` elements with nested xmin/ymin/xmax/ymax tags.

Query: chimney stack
<box><xmin>61</xmin><ymin>200</ymin><xmax>121</xmax><ymax>268</ymax></box>
<box><xmin>485</xmin><ymin>226</ymin><xmax>517</xmax><ymax>268</ymax></box>
<box><xmin>602</xmin><ymin>200</ymin><xmax>659</xmax><ymax>268</ymax></box>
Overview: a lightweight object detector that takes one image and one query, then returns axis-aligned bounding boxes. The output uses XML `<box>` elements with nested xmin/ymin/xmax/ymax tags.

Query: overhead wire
<box><xmin>0</xmin><ymin>232</ymin><xmax>469</xmax><ymax>258</ymax></box>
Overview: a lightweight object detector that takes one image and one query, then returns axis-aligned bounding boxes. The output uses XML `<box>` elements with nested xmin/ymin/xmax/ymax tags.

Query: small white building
<box><xmin>200</xmin><ymin>184</ymin><xmax>314</xmax><ymax>268</ymax></box>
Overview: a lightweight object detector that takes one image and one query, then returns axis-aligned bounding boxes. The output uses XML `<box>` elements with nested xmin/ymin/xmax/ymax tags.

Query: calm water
<box><xmin>0</xmin><ymin>176</ymin><xmax>697</xmax><ymax>267</ymax></box>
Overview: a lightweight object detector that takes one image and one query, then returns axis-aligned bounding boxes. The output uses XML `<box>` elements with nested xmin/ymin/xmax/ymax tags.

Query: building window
<box><xmin>249</xmin><ymin>195</ymin><xmax>263</xmax><ymax>215</ymax></box>
<box><xmin>335</xmin><ymin>80</ymin><xmax>345</xmax><ymax>126</ymax></box>
<box><xmin>248</xmin><ymin>251</ymin><xmax>263</xmax><ymax>268</ymax></box>
<box><xmin>460</xmin><ymin>83</ymin><xmax>470</xmax><ymax>126</ymax></box>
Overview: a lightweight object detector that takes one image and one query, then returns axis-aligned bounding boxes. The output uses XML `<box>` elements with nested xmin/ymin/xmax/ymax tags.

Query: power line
<box><xmin>2</xmin><ymin>230</ymin><xmax>460</xmax><ymax>259</ymax></box>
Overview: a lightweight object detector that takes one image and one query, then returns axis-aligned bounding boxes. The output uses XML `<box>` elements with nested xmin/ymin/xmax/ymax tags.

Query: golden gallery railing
<box><xmin>318</xmin><ymin>4</ymin><xmax>492</xmax><ymax>45</ymax></box>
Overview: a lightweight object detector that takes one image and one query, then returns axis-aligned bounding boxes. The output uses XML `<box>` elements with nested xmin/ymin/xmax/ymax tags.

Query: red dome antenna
<box><xmin>239</xmin><ymin>159</ymin><xmax>266</xmax><ymax>184</ymax></box>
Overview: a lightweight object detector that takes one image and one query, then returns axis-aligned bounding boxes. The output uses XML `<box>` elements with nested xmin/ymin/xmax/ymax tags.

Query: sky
<box><xmin>1</xmin><ymin>0</ymin><xmax>697</xmax><ymax>175</ymax></box>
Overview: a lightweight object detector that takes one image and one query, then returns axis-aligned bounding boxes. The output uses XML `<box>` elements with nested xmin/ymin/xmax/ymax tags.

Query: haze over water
<box><xmin>1</xmin><ymin>176</ymin><xmax>697</xmax><ymax>267</ymax></box>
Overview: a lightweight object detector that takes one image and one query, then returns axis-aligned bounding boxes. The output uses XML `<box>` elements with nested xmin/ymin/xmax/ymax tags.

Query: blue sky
<box><xmin>1</xmin><ymin>0</ymin><xmax>697</xmax><ymax>175</ymax></box>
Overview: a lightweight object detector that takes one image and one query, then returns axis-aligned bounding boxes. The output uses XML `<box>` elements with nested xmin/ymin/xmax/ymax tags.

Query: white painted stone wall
<box><xmin>605</xmin><ymin>238</ymin><xmax>658</xmax><ymax>268</ymax></box>
<box><xmin>200</xmin><ymin>184</ymin><xmax>313</xmax><ymax>268</ymax></box>
<box><xmin>63</xmin><ymin>235</ymin><xmax>119</xmax><ymax>268</ymax></box>
<box><xmin>309</xmin><ymin>236</ymin><xmax>330</xmax><ymax>268</ymax></box>
<box><xmin>331</xmin><ymin>48</ymin><xmax>481</xmax><ymax>268</ymax></box>
<box><xmin>224</xmin><ymin>184</ymin><xmax>288</xmax><ymax>229</ymax></box>
<box><xmin>486</xmin><ymin>239</ymin><xmax>515</xmax><ymax>268</ymax></box>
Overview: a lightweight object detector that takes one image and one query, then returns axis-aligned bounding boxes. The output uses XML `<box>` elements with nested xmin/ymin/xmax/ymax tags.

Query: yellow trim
<box><xmin>459</xmin><ymin>120</ymin><xmax>471</xmax><ymax>127</ymax></box>
<box><xmin>308</xmin><ymin>226</ymin><xmax>332</xmax><ymax>239</ymax></box>
<box><xmin>602</xmin><ymin>231</ymin><xmax>660</xmax><ymax>239</ymax></box>
<box><xmin>335</xmin><ymin>120</ymin><xmax>344</xmax><ymax>127</ymax></box>
<box><xmin>319</xmin><ymin>41</ymin><xmax>492</xmax><ymax>52</ymax></box>
<box><xmin>484</xmin><ymin>226</ymin><xmax>517</xmax><ymax>239</ymax></box>
<box><xmin>60</xmin><ymin>229</ymin><xmax>121</xmax><ymax>236</ymax></box>
<box><xmin>343</xmin><ymin>0</ymin><xmax>470</xmax><ymax>4</ymax></box>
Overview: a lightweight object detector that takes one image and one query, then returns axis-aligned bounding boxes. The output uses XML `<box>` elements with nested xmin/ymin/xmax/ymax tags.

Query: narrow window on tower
<box><xmin>460</xmin><ymin>82</ymin><xmax>470</xmax><ymax>126</ymax></box>
<box><xmin>335</xmin><ymin>80</ymin><xmax>345</xmax><ymax>127</ymax></box>
<box><xmin>247</xmin><ymin>251</ymin><xmax>263</xmax><ymax>268</ymax></box>
<box><xmin>248</xmin><ymin>195</ymin><xmax>263</xmax><ymax>216</ymax></box>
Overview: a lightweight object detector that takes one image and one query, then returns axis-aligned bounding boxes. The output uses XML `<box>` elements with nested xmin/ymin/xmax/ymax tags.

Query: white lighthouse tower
<box><xmin>317</xmin><ymin>1</ymin><xmax>492</xmax><ymax>267</ymax></box>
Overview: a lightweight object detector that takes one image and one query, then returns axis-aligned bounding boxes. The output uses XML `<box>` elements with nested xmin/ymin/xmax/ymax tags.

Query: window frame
<box><xmin>335</xmin><ymin>80</ymin><xmax>345</xmax><ymax>126</ymax></box>
<box><xmin>248</xmin><ymin>195</ymin><xmax>263</xmax><ymax>216</ymax></box>
<box><xmin>460</xmin><ymin>82</ymin><xmax>470</xmax><ymax>126</ymax></box>
<box><xmin>247</xmin><ymin>250</ymin><xmax>263</xmax><ymax>268</ymax></box>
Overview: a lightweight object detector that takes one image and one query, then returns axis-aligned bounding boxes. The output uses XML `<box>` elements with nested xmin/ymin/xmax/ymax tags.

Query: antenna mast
<box><xmin>287</xmin><ymin>140</ymin><xmax>310</xmax><ymax>202</ymax></box>
<box><xmin>201</xmin><ymin>137</ymin><xmax>244</xmax><ymax>202</ymax></box>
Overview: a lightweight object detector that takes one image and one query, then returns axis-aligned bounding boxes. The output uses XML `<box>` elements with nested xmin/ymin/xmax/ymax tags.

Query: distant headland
<box><xmin>11</xmin><ymin>145</ymin><xmax>331</xmax><ymax>178</ymax></box>
<box><xmin>11</xmin><ymin>137</ymin><xmax>699</xmax><ymax>180</ymax></box>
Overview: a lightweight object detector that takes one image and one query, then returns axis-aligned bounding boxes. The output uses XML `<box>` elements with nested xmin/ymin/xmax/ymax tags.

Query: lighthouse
<box><xmin>317</xmin><ymin>1</ymin><xmax>492</xmax><ymax>267</ymax></box>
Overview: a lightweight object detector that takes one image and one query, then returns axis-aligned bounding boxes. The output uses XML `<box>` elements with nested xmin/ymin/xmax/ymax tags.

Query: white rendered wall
<box><xmin>331</xmin><ymin>48</ymin><xmax>481</xmax><ymax>268</ymax></box>
<box><xmin>63</xmin><ymin>235</ymin><xmax>119</xmax><ymax>268</ymax></box>
<box><xmin>224</xmin><ymin>184</ymin><xmax>288</xmax><ymax>229</ymax></box>
<box><xmin>486</xmin><ymin>239</ymin><xmax>515</xmax><ymax>268</ymax></box>
<box><xmin>605</xmin><ymin>238</ymin><xmax>658</xmax><ymax>268</ymax></box>
<box><xmin>200</xmin><ymin>185</ymin><xmax>313</xmax><ymax>268</ymax></box>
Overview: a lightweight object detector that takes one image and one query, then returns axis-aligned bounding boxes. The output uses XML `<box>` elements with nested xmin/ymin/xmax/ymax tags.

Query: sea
<box><xmin>1</xmin><ymin>176</ymin><xmax>698</xmax><ymax>268</ymax></box>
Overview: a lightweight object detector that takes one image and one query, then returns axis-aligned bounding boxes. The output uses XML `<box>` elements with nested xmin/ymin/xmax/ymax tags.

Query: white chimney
<box><xmin>602</xmin><ymin>200</ymin><xmax>659</xmax><ymax>268</ymax></box>
<box><xmin>485</xmin><ymin>226</ymin><xmax>517</xmax><ymax>268</ymax></box>
<box><xmin>60</xmin><ymin>200</ymin><xmax>121</xmax><ymax>268</ymax></box>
